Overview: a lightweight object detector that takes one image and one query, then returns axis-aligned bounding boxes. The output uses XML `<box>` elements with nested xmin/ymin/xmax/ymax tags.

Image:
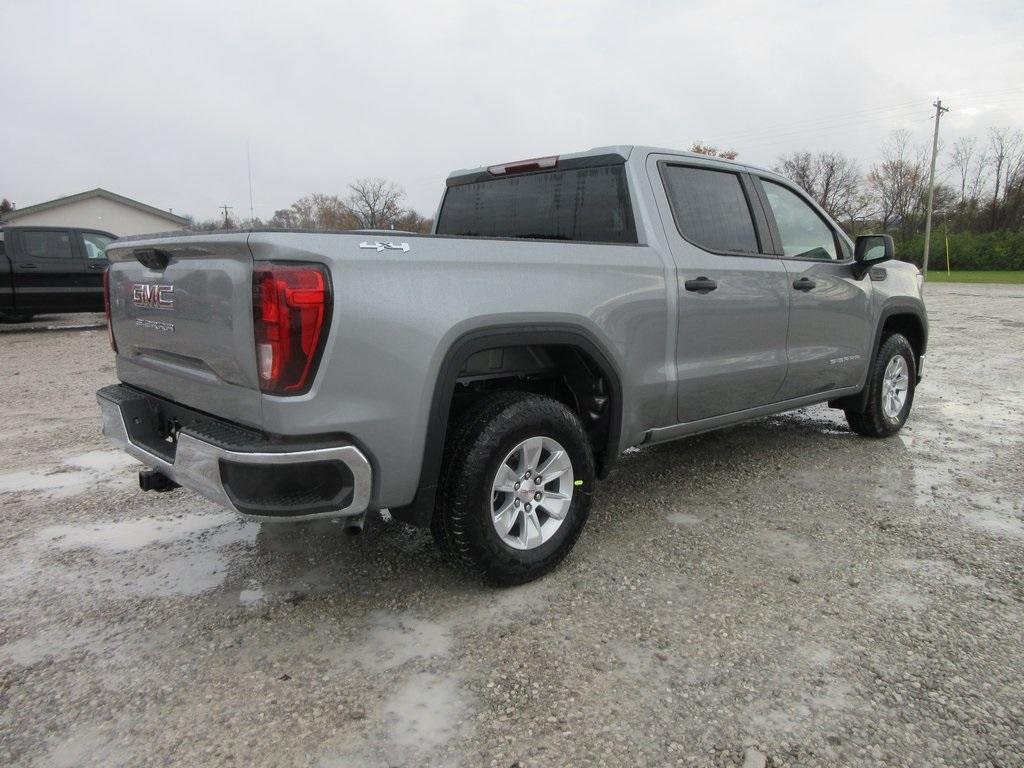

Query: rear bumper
<box><xmin>97</xmin><ymin>384</ymin><xmax>372</xmax><ymax>522</ymax></box>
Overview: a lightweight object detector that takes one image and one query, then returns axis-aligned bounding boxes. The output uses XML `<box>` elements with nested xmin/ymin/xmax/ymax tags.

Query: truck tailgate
<box><xmin>105</xmin><ymin>233</ymin><xmax>262</xmax><ymax>428</ymax></box>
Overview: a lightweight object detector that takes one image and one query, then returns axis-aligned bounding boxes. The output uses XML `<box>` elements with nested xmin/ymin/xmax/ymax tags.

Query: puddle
<box><xmin>1</xmin><ymin>623</ymin><xmax>106</xmax><ymax>667</ymax></box>
<box><xmin>2</xmin><ymin>511</ymin><xmax>259</xmax><ymax>599</ymax></box>
<box><xmin>39</xmin><ymin>511</ymin><xmax>239</xmax><ymax>551</ymax></box>
<box><xmin>0</xmin><ymin>449</ymin><xmax>137</xmax><ymax>498</ymax></box>
<box><xmin>319</xmin><ymin>672</ymin><xmax>472</xmax><ymax>768</ymax></box>
<box><xmin>755</xmin><ymin>529</ymin><xmax>814</xmax><ymax>562</ymax></box>
<box><xmin>667</xmin><ymin>513</ymin><xmax>702</xmax><ymax>526</ymax></box>
<box><xmin>874</xmin><ymin>583</ymin><xmax>928</xmax><ymax>611</ymax></box>
<box><xmin>346</xmin><ymin>612</ymin><xmax>452</xmax><ymax>672</ymax></box>
<box><xmin>383</xmin><ymin>672</ymin><xmax>469</xmax><ymax>749</ymax></box>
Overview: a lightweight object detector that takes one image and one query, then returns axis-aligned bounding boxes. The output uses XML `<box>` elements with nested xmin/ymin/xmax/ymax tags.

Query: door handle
<box><xmin>792</xmin><ymin>277</ymin><xmax>816</xmax><ymax>291</ymax></box>
<box><xmin>684</xmin><ymin>276</ymin><xmax>718</xmax><ymax>294</ymax></box>
<box><xmin>88</xmin><ymin>263</ymin><xmax>106</xmax><ymax>270</ymax></box>
<box><xmin>18</xmin><ymin>263</ymin><xmax>38</xmax><ymax>270</ymax></box>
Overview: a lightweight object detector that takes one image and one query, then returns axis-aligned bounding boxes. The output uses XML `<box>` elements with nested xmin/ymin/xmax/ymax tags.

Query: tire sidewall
<box><xmin>442</xmin><ymin>395</ymin><xmax>596</xmax><ymax>584</ymax></box>
<box><xmin>873</xmin><ymin>335</ymin><xmax>916</xmax><ymax>432</ymax></box>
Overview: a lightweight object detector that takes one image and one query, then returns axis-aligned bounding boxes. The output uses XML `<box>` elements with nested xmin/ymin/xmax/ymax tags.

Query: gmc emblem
<box><xmin>132</xmin><ymin>283</ymin><xmax>175</xmax><ymax>310</ymax></box>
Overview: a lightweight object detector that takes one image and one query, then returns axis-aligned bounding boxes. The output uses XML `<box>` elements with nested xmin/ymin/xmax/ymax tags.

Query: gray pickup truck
<box><xmin>97</xmin><ymin>146</ymin><xmax>927</xmax><ymax>584</ymax></box>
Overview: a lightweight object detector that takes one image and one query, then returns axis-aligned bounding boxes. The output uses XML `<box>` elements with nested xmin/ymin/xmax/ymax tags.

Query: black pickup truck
<box><xmin>0</xmin><ymin>225</ymin><xmax>115</xmax><ymax>322</ymax></box>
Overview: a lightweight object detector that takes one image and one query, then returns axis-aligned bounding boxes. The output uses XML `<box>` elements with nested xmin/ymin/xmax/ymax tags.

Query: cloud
<box><xmin>2</xmin><ymin>0</ymin><xmax>1022</xmax><ymax>219</ymax></box>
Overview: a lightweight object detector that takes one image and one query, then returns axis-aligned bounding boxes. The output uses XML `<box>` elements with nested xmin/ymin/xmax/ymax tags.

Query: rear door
<box><xmin>753</xmin><ymin>177</ymin><xmax>872</xmax><ymax>399</ymax></box>
<box><xmin>7</xmin><ymin>228</ymin><xmax>87</xmax><ymax>312</ymax></box>
<box><xmin>648</xmin><ymin>155</ymin><xmax>791</xmax><ymax>422</ymax></box>
<box><xmin>76</xmin><ymin>230</ymin><xmax>114</xmax><ymax>310</ymax></box>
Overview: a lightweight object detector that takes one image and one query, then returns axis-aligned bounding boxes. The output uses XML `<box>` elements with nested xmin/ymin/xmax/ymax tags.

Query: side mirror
<box><xmin>853</xmin><ymin>234</ymin><xmax>894</xmax><ymax>278</ymax></box>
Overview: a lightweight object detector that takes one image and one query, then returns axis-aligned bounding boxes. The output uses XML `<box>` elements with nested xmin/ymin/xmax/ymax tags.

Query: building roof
<box><xmin>0</xmin><ymin>188</ymin><xmax>189</xmax><ymax>226</ymax></box>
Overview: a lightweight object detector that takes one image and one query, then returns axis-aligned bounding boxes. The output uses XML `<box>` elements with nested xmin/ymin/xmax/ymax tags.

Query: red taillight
<box><xmin>253</xmin><ymin>262</ymin><xmax>332</xmax><ymax>395</ymax></box>
<box><xmin>487</xmin><ymin>155</ymin><xmax>558</xmax><ymax>176</ymax></box>
<box><xmin>103</xmin><ymin>268</ymin><xmax>117</xmax><ymax>352</ymax></box>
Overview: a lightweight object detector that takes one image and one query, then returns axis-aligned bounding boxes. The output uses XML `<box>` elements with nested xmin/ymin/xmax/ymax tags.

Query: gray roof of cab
<box><xmin>0</xmin><ymin>188</ymin><xmax>189</xmax><ymax>226</ymax></box>
<box><xmin>445</xmin><ymin>145</ymin><xmax>780</xmax><ymax>185</ymax></box>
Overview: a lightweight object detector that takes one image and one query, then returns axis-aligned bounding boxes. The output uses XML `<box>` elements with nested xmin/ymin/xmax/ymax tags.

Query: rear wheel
<box><xmin>433</xmin><ymin>391</ymin><xmax>594</xmax><ymax>585</ymax></box>
<box><xmin>845</xmin><ymin>333</ymin><xmax>916</xmax><ymax>437</ymax></box>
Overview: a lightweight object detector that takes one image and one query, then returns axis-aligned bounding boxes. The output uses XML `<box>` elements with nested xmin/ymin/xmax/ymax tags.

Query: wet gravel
<box><xmin>1</xmin><ymin>284</ymin><xmax>1022</xmax><ymax>767</ymax></box>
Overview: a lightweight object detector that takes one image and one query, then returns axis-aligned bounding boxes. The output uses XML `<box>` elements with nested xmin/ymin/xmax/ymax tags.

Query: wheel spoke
<box><xmin>520</xmin><ymin>436</ymin><xmax>544</xmax><ymax>473</ymax></box>
<box><xmin>493</xmin><ymin>462</ymin><xmax>520</xmax><ymax>492</ymax></box>
<box><xmin>539</xmin><ymin>496</ymin><xmax>570</xmax><ymax>520</ymax></box>
<box><xmin>520</xmin><ymin>509</ymin><xmax>543</xmax><ymax>548</ymax></box>
<box><xmin>493</xmin><ymin>498</ymin><xmax>519</xmax><ymax>537</ymax></box>
<box><xmin>536</xmin><ymin>449</ymin><xmax>571</xmax><ymax>482</ymax></box>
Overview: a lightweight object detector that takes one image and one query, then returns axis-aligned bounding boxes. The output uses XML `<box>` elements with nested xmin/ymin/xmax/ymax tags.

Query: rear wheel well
<box><xmin>448</xmin><ymin>343</ymin><xmax>614</xmax><ymax>476</ymax></box>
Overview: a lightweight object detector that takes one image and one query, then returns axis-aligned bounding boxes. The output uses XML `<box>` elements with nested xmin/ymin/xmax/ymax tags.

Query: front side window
<box><xmin>436</xmin><ymin>164</ymin><xmax>637</xmax><ymax>244</ymax></box>
<box><xmin>82</xmin><ymin>232</ymin><xmax>113</xmax><ymax>259</ymax></box>
<box><xmin>660</xmin><ymin>165</ymin><xmax>759</xmax><ymax>254</ymax></box>
<box><xmin>761</xmin><ymin>180</ymin><xmax>837</xmax><ymax>260</ymax></box>
<box><xmin>20</xmin><ymin>230</ymin><xmax>74</xmax><ymax>259</ymax></box>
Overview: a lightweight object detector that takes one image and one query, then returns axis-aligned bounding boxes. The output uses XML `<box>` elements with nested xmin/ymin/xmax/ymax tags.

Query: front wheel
<box><xmin>845</xmin><ymin>333</ymin><xmax>917</xmax><ymax>437</ymax></box>
<box><xmin>433</xmin><ymin>391</ymin><xmax>595</xmax><ymax>585</ymax></box>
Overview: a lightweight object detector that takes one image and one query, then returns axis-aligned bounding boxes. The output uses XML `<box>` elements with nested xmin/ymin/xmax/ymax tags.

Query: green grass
<box><xmin>925</xmin><ymin>270</ymin><xmax>1024</xmax><ymax>284</ymax></box>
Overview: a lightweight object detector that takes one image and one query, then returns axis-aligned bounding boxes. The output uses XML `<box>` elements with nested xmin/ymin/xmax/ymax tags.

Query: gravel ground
<box><xmin>1</xmin><ymin>285</ymin><xmax>1022</xmax><ymax>768</ymax></box>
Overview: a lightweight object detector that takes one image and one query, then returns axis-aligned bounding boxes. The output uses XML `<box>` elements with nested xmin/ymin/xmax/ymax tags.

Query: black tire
<box><xmin>432</xmin><ymin>391</ymin><xmax>595</xmax><ymax>586</ymax></box>
<box><xmin>845</xmin><ymin>333</ymin><xmax>917</xmax><ymax>438</ymax></box>
<box><xmin>0</xmin><ymin>312</ymin><xmax>34</xmax><ymax>323</ymax></box>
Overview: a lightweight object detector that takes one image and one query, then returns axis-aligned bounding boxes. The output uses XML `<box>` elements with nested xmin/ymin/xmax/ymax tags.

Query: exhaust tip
<box><xmin>341</xmin><ymin>512</ymin><xmax>367</xmax><ymax>536</ymax></box>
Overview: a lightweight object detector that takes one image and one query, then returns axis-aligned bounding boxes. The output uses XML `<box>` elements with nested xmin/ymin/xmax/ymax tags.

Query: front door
<box><xmin>649</xmin><ymin>156</ymin><xmax>791</xmax><ymax>423</ymax></box>
<box><xmin>754</xmin><ymin>178</ymin><xmax>873</xmax><ymax>399</ymax></box>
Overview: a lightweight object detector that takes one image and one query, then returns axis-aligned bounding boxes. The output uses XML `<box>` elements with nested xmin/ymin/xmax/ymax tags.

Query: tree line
<box><xmin>766</xmin><ymin>129</ymin><xmax>1023</xmax><ymax>270</ymax></box>
<box><xmin>188</xmin><ymin>177</ymin><xmax>434</xmax><ymax>233</ymax></box>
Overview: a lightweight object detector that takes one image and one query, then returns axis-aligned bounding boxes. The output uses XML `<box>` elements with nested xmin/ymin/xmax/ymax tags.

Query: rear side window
<box><xmin>660</xmin><ymin>165</ymin><xmax>759</xmax><ymax>254</ymax></box>
<box><xmin>19</xmin><ymin>230</ymin><xmax>75</xmax><ymax>259</ymax></box>
<box><xmin>436</xmin><ymin>165</ymin><xmax>637</xmax><ymax>244</ymax></box>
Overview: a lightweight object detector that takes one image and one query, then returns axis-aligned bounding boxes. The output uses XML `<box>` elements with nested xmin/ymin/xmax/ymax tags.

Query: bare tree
<box><xmin>345</xmin><ymin>178</ymin><xmax>405</xmax><ymax>229</ymax></box>
<box><xmin>0</xmin><ymin>198</ymin><xmax>13</xmax><ymax>216</ymax></box>
<box><xmin>268</xmin><ymin>194</ymin><xmax>358</xmax><ymax>230</ymax></box>
<box><xmin>949</xmin><ymin>136</ymin><xmax>983</xmax><ymax>209</ymax></box>
<box><xmin>775</xmin><ymin>151</ymin><xmax>867</xmax><ymax>227</ymax></box>
<box><xmin>987</xmin><ymin>127</ymin><xmax>1024</xmax><ymax>228</ymax></box>
<box><xmin>865</xmin><ymin>130</ymin><xmax>928</xmax><ymax>236</ymax></box>
<box><xmin>690</xmin><ymin>142</ymin><xmax>738</xmax><ymax>160</ymax></box>
<box><xmin>392</xmin><ymin>210</ymin><xmax>433</xmax><ymax>234</ymax></box>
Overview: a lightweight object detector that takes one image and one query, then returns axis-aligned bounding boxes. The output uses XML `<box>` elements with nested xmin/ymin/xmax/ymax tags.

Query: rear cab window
<box><xmin>436</xmin><ymin>161</ymin><xmax>638</xmax><ymax>244</ymax></box>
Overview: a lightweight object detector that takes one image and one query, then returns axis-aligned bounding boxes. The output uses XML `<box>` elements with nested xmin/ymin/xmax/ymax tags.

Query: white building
<box><xmin>1</xmin><ymin>188</ymin><xmax>188</xmax><ymax>236</ymax></box>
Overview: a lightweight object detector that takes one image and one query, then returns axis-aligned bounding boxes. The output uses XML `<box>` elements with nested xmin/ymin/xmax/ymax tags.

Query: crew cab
<box><xmin>97</xmin><ymin>146</ymin><xmax>927</xmax><ymax>584</ymax></box>
<box><xmin>0</xmin><ymin>225</ymin><xmax>115</xmax><ymax>322</ymax></box>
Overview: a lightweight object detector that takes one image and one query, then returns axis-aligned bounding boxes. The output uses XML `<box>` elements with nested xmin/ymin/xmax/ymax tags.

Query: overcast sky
<box><xmin>3</xmin><ymin>0</ymin><xmax>1022</xmax><ymax>222</ymax></box>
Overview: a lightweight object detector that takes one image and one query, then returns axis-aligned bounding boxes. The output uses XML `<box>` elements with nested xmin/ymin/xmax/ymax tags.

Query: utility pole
<box><xmin>247</xmin><ymin>142</ymin><xmax>255</xmax><ymax>223</ymax></box>
<box><xmin>219</xmin><ymin>205</ymin><xmax>233</xmax><ymax>228</ymax></box>
<box><xmin>922</xmin><ymin>98</ymin><xmax>949</xmax><ymax>280</ymax></box>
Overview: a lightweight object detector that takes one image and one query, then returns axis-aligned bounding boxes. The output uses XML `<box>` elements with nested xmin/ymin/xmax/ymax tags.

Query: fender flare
<box><xmin>390</xmin><ymin>323</ymin><xmax>624</xmax><ymax>527</ymax></box>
